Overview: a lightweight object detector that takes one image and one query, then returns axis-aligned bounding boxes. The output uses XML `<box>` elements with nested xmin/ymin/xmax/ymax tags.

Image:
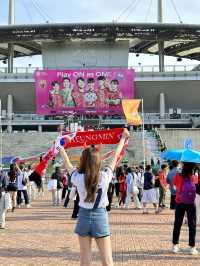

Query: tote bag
<box><xmin>4</xmin><ymin>193</ymin><xmax>12</xmax><ymax>210</ymax></box>
<box><xmin>47</xmin><ymin>179</ymin><xmax>57</xmax><ymax>191</ymax></box>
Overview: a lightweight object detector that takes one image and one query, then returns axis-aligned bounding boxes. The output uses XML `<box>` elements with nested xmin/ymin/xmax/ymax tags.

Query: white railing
<box><xmin>6</xmin><ymin>112</ymin><xmax>200</xmax><ymax>122</ymax></box>
<box><xmin>131</xmin><ymin>65</ymin><xmax>198</xmax><ymax>73</ymax></box>
<box><xmin>0</xmin><ymin>65</ymin><xmax>199</xmax><ymax>74</ymax></box>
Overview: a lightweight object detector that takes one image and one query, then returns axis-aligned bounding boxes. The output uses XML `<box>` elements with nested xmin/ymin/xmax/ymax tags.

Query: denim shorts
<box><xmin>75</xmin><ymin>207</ymin><xmax>110</xmax><ymax>238</ymax></box>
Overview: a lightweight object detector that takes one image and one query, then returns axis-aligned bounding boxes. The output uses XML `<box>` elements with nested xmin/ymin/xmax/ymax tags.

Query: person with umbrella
<box><xmin>162</xmin><ymin>148</ymin><xmax>200</xmax><ymax>255</ymax></box>
<box><xmin>167</xmin><ymin>160</ymin><xmax>179</xmax><ymax>210</ymax></box>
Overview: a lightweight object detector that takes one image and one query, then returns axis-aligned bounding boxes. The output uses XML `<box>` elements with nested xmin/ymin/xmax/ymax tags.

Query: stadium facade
<box><xmin>1</xmin><ymin>0</ymin><xmax>200</xmax><ymax>132</ymax></box>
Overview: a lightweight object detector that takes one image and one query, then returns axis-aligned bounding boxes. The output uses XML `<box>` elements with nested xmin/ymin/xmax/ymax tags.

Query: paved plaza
<box><xmin>0</xmin><ymin>192</ymin><xmax>199</xmax><ymax>266</ymax></box>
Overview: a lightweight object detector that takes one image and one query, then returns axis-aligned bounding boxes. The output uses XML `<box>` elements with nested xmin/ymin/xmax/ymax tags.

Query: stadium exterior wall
<box><xmin>158</xmin><ymin>129</ymin><xmax>200</xmax><ymax>150</ymax></box>
<box><xmin>42</xmin><ymin>41</ymin><xmax>129</xmax><ymax>68</ymax></box>
<box><xmin>0</xmin><ymin>82</ymin><xmax>35</xmax><ymax>113</ymax></box>
<box><xmin>0</xmin><ymin>79</ymin><xmax>200</xmax><ymax>114</ymax></box>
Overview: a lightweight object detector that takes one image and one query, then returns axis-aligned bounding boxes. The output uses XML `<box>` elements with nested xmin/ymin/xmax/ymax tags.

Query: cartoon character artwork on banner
<box><xmin>35</xmin><ymin>68</ymin><xmax>134</xmax><ymax>115</ymax></box>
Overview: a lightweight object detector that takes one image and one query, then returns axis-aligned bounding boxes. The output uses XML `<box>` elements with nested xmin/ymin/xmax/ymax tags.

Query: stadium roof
<box><xmin>1</xmin><ymin>22</ymin><xmax>200</xmax><ymax>61</ymax></box>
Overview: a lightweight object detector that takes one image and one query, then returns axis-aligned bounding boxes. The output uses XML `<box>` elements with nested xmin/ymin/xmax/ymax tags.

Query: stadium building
<box><xmin>1</xmin><ymin>1</ymin><xmax>200</xmax><ymax>133</ymax></box>
<box><xmin>1</xmin><ymin>0</ymin><xmax>200</xmax><ymax>164</ymax></box>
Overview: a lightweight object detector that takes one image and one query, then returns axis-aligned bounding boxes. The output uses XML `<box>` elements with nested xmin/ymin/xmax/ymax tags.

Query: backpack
<box><xmin>180</xmin><ymin>177</ymin><xmax>196</xmax><ymax>204</ymax></box>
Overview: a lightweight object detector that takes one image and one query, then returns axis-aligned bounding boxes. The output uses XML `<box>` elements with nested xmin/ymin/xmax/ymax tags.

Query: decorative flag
<box><xmin>122</xmin><ymin>99</ymin><xmax>142</xmax><ymax>126</ymax></box>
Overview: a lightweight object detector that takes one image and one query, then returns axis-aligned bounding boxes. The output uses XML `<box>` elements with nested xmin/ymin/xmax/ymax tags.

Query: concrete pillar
<box><xmin>7</xmin><ymin>94</ymin><xmax>13</xmax><ymax>120</ymax></box>
<box><xmin>159</xmin><ymin>93</ymin><xmax>165</xmax><ymax>118</ymax></box>
<box><xmin>7</xmin><ymin>94</ymin><xmax>13</xmax><ymax>133</ymax></box>
<box><xmin>159</xmin><ymin>92</ymin><xmax>165</xmax><ymax>129</ymax></box>
<box><xmin>157</xmin><ymin>0</ymin><xmax>163</xmax><ymax>23</ymax></box>
<box><xmin>7</xmin><ymin>125</ymin><xmax>12</xmax><ymax>133</ymax></box>
<box><xmin>38</xmin><ymin>125</ymin><xmax>42</xmax><ymax>132</ymax></box>
<box><xmin>158</xmin><ymin>41</ymin><xmax>164</xmax><ymax>72</ymax></box>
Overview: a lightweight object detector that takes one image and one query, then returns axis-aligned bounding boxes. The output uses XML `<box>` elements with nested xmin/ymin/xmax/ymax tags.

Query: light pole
<box><xmin>8</xmin><ymin>0</ymin><xmax>15</xmax><ymax>73</ymax></box>
<box><xmin>158</xmin><ymin>0</ymin><xmax>164</xmax><ymax>72</ymax></box>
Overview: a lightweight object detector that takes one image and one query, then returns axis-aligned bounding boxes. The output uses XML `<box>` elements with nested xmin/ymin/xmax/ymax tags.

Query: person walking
<box><xmin>172</xmin><ymin>162</ymin><xmax>198</xmax><ymax>255</ymax></box>
<box><xmin>141</xmin><ymin>165</ymin><xmax>158</xmax><ymax>214</ymax></box>
<box><xmin>57</xmin><ymin>128</ymin><xmax>129</xmax><ymax>266</ymax></box>
<box><xmin>7</xmin><ymin>164</ymin><xmax>18</xmax><ymax>212</ymax></box>
<box><xmin>118</xmin><ymin>167</ymin><xmax>126</xmax><ymax>207</ymax></box>
<box><xmin>61</xmin><ymin>170</ymin><xmax>68</xmax><ymax>201</ymax></box>
<box><xmin>158</xmin><ymin>164</ymin><xmax>168</xmax><ymax>209</ymax></box>
<box><xmin>135</xmin><ymin>166</ymin><xmax>144</xmax><ymax>202</ymax></box>
<box><xmin>16</xmin><ymin>164</ymin><xmax>30</xmax><ymax>208</ymax></box>
<box><xmin>27</xmin><ymin>165</ymin><xmax>36</xmax><ymax>202</ymax></box>
<box><xmin>125</xmin><ymin>167</ymin><xmax>134</xmax><ymax>208</ymax></box>
<box><xmin>114</xmin><ymin>167</ymin><xmax>120</xmax><ymax>207</ymax></box>
<box><xmin>0</xmin><ymin>170</ymin><xmax>9</xmax><ymax>229</ymax></box>
<box><xmin>167</xmin><ymin>160</ymin><xmax>179</xmax><ymax>210</ymax></box>
<box><xmin>51</xmin><ymin>167</ymin><xmax>63</xmax><ymax>206</ymax></box>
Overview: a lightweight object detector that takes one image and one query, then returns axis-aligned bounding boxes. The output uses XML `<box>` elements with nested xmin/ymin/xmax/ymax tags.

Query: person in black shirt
<box><xmin>7</xmin><ymin>163</ymin><xmax>18</xmax><ymax>212</ymax></box>
<box><xmin>141</xmin><ymin>165</ymin><xmax>159</xmax><ymax>214</ymax></box>
<box><xmin>51</xmin><ymin>167</ymin><xmax>63</xmax><ymax>206</ymax></box>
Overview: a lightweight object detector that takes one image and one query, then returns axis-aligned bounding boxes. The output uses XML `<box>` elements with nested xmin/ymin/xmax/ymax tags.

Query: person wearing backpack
<box><xmin>7</xmin><ymin>163</ymin><xmax>18</xmax><ymax>212</ymax></box>
<box><xmin>16</xmin><ymin>163</ymin><xmax>30</xmax><ymax>208</ymax></box>
<box><xmin>195</xmin><ymin>167</ymin><xmax>200</xmax><ymax>224</ymax></box>
<box><xmin>172</xmin><ymin>162</ymin><xmax>198</xmax><ymax>255</ymax></box>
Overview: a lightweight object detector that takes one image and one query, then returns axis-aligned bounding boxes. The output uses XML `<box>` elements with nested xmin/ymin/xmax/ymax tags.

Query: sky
<box><xmin>0</xmin><ymin>0</ymin><xmax>200</xmax><ymax>68</ymax></box>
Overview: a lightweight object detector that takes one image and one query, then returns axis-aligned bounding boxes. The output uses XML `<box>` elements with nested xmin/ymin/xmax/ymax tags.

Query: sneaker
<box><xmin>172</xmin><ymin>245</ymin><xmax>180</xmax><ymax>254</ymax></box>
<box><xmin>0</xmin><ymin>225</ymin><xmax>5</xmax><ymax>230</ymax></box>
<box><xmin>25</xmin><ymin>204</ymin><xmax>31</xmax><ymax>208</ymax></box>
<box><xmin>188</xmin><ymin>247</ymin><xmax>198</xmax><ymax>255</ymax></box>
<box><xmin>71</xmin><ymin>216</ymin><xmax>78</xmax><ymax>219</ymax></box>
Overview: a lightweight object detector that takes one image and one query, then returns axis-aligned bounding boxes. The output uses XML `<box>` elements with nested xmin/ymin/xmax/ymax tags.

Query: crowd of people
<box><xmin>0</xmin><ymin>128</ymin><xmax>200</xmax><ymax>265</ymax></box>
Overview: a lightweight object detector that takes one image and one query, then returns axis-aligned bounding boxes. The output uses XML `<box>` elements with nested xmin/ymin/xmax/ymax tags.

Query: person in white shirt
<box><xmin>16</xmin><ymin>164</ymin><xmax>30</xmax><ymax>208</ymax></box>
<box><xmin>57</xmin><ymin>128</ymin><xmax>130</xmax><ymax>266</ymax></box>
<box><xmin>26</xmin><ymin>165</ymin><xmax>36</xmax><ymax>202</ymax></box>
<box><xmin>125</xmin><ymin>168</ymin><xmax>141</xmax><ymax>209</ymax></box>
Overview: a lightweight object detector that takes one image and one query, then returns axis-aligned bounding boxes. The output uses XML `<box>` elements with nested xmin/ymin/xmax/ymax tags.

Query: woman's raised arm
<box><xmin>108</xmin><ymin>128</ymin><xmax>130</xmax><ymax>172</ymax></box>
<box><xmin>59</xmin><ymin>147</ymin><xmax>74</xmax><ymax>173</ymax></box>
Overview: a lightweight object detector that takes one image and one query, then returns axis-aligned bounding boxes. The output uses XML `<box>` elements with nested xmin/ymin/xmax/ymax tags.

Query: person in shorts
<box><xmin>57</xmin><ymin>128</ymin><xmax>130</xmax><ymax>266</ymax></box>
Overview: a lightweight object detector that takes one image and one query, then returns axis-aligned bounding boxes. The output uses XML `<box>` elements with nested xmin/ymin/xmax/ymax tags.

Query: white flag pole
<box><xmin>141</xmin><ymin>98</ymin><xmax>145</xmax><ymax>168</ymax></box>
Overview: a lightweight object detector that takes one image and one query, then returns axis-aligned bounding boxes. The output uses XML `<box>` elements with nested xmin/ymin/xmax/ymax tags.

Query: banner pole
<box><xmin>141</xmin><ymin>98</ymin><xmax>146</xmax><ymax>168</ymax></box>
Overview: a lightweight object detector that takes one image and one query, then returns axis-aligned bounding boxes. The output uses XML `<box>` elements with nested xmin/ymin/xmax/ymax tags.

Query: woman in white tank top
<box><xmin>57</xmin><ymin>128</ymin><xmax>129</xmax><ymax>266</ymax></box>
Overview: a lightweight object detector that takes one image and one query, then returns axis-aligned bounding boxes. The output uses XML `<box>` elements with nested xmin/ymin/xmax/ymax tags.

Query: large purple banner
<box><xmin>35</xmin><ymin>68</ymin><xmax>134</xmax><ymax>115</ymax></box>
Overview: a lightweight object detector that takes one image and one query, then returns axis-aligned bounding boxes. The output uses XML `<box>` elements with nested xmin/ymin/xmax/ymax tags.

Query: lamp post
<box><xmin>158</xmin><ymin>0</ymin><xmax>164</xmax><ymax>72</ymax></box>
<box><xmin>8</xmin><ymin>0</ymin><xmax>15</xmax><ymax>73</ymax></box>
